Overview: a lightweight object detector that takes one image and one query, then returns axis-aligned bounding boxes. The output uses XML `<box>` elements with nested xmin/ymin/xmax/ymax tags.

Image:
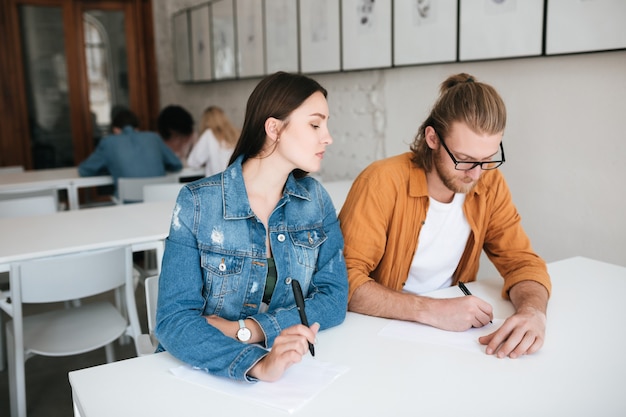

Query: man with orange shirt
<box><xmin>339</xmin><ymin>73</ymin><xmax>550</xmax><ymax>359</ymax></box>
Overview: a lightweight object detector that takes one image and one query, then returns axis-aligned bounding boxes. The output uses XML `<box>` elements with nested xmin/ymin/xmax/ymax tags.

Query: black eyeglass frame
<box><xmin>434</xmin><ymin>128</ymin><xmax>505</xmax><ymax>171</ymax></box>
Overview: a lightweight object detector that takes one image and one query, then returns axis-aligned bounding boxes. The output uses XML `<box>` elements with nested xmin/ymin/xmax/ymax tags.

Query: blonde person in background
<box><xmin>187</xmin><ymin>106</ymin><xmax>240</xmax><ymax>177</ymax></box>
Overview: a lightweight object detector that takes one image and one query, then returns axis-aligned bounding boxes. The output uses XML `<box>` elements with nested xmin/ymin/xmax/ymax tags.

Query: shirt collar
<box><xmin>221</xmin><ymin>155</ymin><xmax>312</xmax><ymax>219</ymax></box>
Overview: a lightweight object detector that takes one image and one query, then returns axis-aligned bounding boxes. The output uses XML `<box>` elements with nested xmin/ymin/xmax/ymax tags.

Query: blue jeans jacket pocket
<box><xmin>289</xmin><ymin>227</ymin><xmax>327</xmax><ymax>269</ymax></box>
<box><xmin>201</xmin><ymin>251</ymin><xmax>244</xmax><ymax>298</ymax></box>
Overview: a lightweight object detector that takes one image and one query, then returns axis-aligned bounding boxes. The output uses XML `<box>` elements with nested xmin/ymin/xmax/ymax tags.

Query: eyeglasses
<box><xmin>434</xmin><ymin>129</ymin><xmax>505</xmax><ymax>171</ymax></box>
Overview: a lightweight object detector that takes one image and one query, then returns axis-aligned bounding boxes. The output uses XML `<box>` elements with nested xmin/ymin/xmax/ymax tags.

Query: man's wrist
<box><xmin>410</xmin><ymin>294</ymin><xmax>432</xmax><ymax>325</ymax></box>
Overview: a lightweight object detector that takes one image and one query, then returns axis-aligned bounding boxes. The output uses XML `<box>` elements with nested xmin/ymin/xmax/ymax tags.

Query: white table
<box><xmin>0</xmin><ymin>167</ymin><xmax>202</xmax><ymax>210</ymax></box>
<box><xmin>68</xmin><ymin>257</ymin><xmax>626</xmax><ymax>417</ymax></box>
<box><xmin>0</xmin><ymin>167</ymin><xmax>107</xmax><ymax>211</ymax></box>
<box><xmin>0</xmin><ymin>200</ymin><xmax>175</xmax><ymax>273</ymax></box>
<box><xmin>0</xmin><ymin>201</ymin><xmax>176</xmax><ymax>374</ymax></box>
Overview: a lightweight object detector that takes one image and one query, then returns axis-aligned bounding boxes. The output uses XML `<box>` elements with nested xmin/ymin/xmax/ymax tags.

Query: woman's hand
<box><xmin>247</xmin><ymin>323</ymin><xmax>320</xmax><ymax>382</ymax></box>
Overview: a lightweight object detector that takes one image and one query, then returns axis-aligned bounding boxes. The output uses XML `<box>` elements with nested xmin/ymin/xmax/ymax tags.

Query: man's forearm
<box><xmin>508</xmin><ymin>280</ymin><xmax>549</xmax><ymax>315</ymax></box>
<box><xmin>348</xmin><ymin>280</ymin><xmax>425</xmax><ymax>322</ymax></box>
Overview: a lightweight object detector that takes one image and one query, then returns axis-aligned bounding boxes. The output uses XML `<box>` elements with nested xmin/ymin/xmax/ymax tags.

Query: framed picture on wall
<box><xmin>546</xmin><ymin>0</ymin><xmax>626</xmax><ymax>55</ymax></box>
<box><xmin>341</xmin><ymin>0</ymin><xmax>392</xmax><ymax>71</ymax></box>
<box><xmin>190</xmin><ymin>5</ymin><xmax>212</xmax><ymax>82</ymax></box>
<box><xmin>299</xmin><ymin>0</ymin><xmax>341</xmax><ymax>74</ymax></box>
<box><xmin>235</xmin><ymin>0</ymin><xmax>264</xmax><ymax>78</ymax></box>
<box><xmin>393</xmin><ymin>0</ymin><xmax>457</xmax><ymax>66</ymax></box>
<box><xmin>172</xmin><ymin>10</ymin><xmax>192</xmax><ymax>82</ymax></box>
<box><xmin>459</xmin><ymin>0</ymin><xmax>544</xmax><ymax>61</ymax></box>
<box><xmin>211</xmin><ymin>0</ymin><xmax>236</xmax><ymax>80</ymax></box>
<box><xmin>264</xmin><ymin>0</ymin><xmax>299</xmax><ymax>73</ymax></box>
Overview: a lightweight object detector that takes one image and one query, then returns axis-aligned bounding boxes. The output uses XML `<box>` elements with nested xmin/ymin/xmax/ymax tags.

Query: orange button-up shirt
<box><xmin>338</xmin><ymin>152</ymin><xmax>551</xmax><ymax>301</ymax></box>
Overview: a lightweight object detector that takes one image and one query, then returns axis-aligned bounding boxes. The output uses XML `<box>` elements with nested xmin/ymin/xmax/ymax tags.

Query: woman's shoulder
<box><xmin>175</xmin><ymin>176</ymin><xmax>224</xmax><ymax>211</ymax></box>
<box><xmin>185</xmin><ymin>173</ymin><xmax>222</xmax><ymax>190</ymax></box>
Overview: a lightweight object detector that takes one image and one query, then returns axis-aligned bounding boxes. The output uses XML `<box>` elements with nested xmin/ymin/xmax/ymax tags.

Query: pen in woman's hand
<box><xmin>292</xmin><ymin>279</ymin><xmax>315</xmax><ymax>357</ymax></box>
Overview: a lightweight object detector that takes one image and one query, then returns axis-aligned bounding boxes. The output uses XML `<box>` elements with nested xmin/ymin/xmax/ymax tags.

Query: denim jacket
<box><xmin>155</xmin><ymin>156</ymin><xmax>348</xmax><ymax>381</ymax></box>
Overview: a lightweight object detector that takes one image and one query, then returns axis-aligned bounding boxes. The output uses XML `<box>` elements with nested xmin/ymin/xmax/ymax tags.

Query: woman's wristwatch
<box><xmin>236</xmin><ymin>319</ymin><xmax>251</xmax><ymax>342</ymax></box>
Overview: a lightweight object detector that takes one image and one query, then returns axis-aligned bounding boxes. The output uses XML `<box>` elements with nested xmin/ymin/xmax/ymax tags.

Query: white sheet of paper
<box><xmin>170</xmin><ymin>356</ymin><xmax>349</xmax><ymax>414</ymax></box>
<box><xmin>378</xmin><ymin>318</ymin><xmax>505</xmax><ymax>353</ymax></box>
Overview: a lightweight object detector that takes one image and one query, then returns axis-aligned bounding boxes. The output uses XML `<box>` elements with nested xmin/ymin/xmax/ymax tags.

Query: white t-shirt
<box><xmin>403</xmin><ymin>193</ymin><xmax>471</xmax><ymax>295</ymax></box>
<box><xmin>187</xmin><ymin>129</ymin><xmax>234</xmax><ymax>177</ymax></box>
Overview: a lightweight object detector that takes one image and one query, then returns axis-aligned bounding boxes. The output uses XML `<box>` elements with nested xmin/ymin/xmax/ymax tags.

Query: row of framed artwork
<box><xmin>173</xmin><ymin>0</ymin><xmax>626</xmax><ymax>83</ymax></box>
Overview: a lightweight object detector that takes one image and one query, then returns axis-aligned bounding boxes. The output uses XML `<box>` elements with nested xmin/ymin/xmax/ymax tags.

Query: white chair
<box><xmin>0</xmin><ymin>192</ymin><xmax>58</xmax><ymax>279</ymax></box>
<box><xmin>0</xmin><ymin>166</ymin><xmax>24</xmax><ymax>174</ymax></box>
<box><xmin>322</xmin><ymin>180</ymin><xmax>354</xmax><ymax>213</ymax></box>
<box><xmin>116</xmin><ymin>175</ymin><xmax>178</xmax><ymax>204</ymax></box>
<box><xmin>116</xmin><ymin>176</ymin><xmax>178</xmax><ymax>281</ymax></box>
<box><xmin>0</xmin><ymin>193</ymin><xmax>58</xmax><ymax>218</ymax></box>
<box><xmin>143</xmin><ymin>183</ymin><xmax>185</xmax><ymax>203</ymax></box>
<box><xmin>0</xmin><ymin>190</ymin><xmax>59</xmax><ymax>373</ymax></box>
<box><xmin>0</xmin><ymin>246</ymin><xmax>141</xmax><ymax>417</ymax></box>
<box><xmin>136</xmin><ymin>275</ymin><xmax>159</xmax><ymax>356</ymax></box>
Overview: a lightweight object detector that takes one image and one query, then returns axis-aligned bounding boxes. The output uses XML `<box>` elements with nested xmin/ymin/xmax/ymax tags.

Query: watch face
<box><xmin>237</xmin><ymin>327</ymin><xmax>251</xmax><ymax>342</ymax></box>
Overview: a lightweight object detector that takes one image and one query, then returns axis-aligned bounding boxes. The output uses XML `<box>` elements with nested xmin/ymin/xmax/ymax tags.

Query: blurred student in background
<box><xmin>187</xmin><ymin>106</ymin><xmax>240</xmax><ymax>177</ymax></box>
<box><xmin>78</xmin><ymin>108</ymin><xmax>182</xmax><ymax>197</ymax></box>
<box><xmin>157</xmin><ymin>105</ymin><xmax>196</xmax><ymax>162</ymax></box>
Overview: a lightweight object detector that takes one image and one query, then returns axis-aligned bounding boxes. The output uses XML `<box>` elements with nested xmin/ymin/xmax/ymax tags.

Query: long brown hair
<box><xmin>410</xmin><ymin>73</ymin><xmax>507</xmax><ymax>171</ymax></box>
<box><xmin>229</xmin><ymin>71</ymin><xmax>328</xmax><ymax>178</ymax></box>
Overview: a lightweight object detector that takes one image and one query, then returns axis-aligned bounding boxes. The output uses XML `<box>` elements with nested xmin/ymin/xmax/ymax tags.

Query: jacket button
<box><xmin>277</xmin><ymin>234</ymin><xmax>286</xmax><ymax>242</ymax></box>
<box><xmin>285</xmin><ymin>277</ymin><xmax>292</xmax><ymax>285</ymax></box>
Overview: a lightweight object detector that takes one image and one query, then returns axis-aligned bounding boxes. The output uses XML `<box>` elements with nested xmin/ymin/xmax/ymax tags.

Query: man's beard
<box><xmin>433</xmin><ymin>149</ymin><xmax>478</xmax><ymax>194</ymax></box>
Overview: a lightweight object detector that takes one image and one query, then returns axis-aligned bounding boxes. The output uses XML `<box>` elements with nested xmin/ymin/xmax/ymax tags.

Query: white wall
<box><xmin>153</xmin><ymin>1</ymin><xmax>626</xmax><ymax>271</ymax></box>
<box><xmin>379</xmin><ymin>52</ymin><xmax>626</xmax><ymax>274</ymax></box>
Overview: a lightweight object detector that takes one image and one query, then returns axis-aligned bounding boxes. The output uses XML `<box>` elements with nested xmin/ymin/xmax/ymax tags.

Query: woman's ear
<box><xmin>264</xmin><ymin>117</ymin><xmax>280</xmax><ymax>142</ymax></box>
<box><xmin>424</xmin><ymin>126</ymin><xmax>438</xmax><ymax>150</ymax></box>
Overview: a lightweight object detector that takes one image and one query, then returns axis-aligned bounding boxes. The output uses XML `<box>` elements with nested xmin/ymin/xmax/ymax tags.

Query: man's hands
<box><xmin>424</xmin><ymin>281</ymin><xmax>548</xmax><ymax>358</ymax></box>
<box><xmin>422</xmin><ymin>292</ymin><xmax>546</xmax><ymax>358</ymax></box>
<box><xmin>349</xmin><ymin>279</ymin><xmax>548</xmax><ymax>359</ymax></box>
<box><xmin>479</xmin><ymin>280</ymin><xmax>549</xmax><ymax>358</ymax></box>
<box><xmin>248</xmin><ymin>323</ymin><xmax>320</xmax><ymax>382</ymax></box>
<box><xmin>419</xmin><ymin>296</ymin><xmax>493</xmax><ymax>331</ymax></box>
<box><xmin>479</xmin><ymin>305</ymin><xmax>546</xmax><ymax>358</ymax></box>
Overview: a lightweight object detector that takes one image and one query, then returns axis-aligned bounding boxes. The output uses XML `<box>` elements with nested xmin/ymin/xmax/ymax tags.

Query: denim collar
<box><xmin>222</xmin><ymin>155</ymin><xmax>312</xmax><ymax>219</ymax></box>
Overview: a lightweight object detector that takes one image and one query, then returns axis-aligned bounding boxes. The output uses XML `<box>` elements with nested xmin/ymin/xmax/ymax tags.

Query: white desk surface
<box><xmin>68</xmin><ymin>257</ymin><xmax>626</xmax><ymax>417</ymax></box>
<box><xmin>0</xmin><ymin>201</ymin><xmax>175</xmax><ymax>273</ymax></box>
<box><xmin>0</xmin><ymin>167</ymin><xmax>86</xmax><ymax>190</ymax></box>
<box><xmin>0</xmin><ymin>167</ymin><xmax>202</xmax><ymax>210</ymax></box>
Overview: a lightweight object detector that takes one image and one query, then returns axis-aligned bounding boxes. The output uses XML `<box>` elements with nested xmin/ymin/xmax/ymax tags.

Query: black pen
<box><xmin>458</xmin><ymin>281</ymin><xmax>492</xmax><ymax>323</ymax></box>
<box><xmin>458</xmin><ymin>281</ymin><xmax>472</xmax><ymax>296</ymax></box>
<box><xmin>291</xmin><ymin>279</ymin><xmax>315</xmax><ymax>357</ymax></box>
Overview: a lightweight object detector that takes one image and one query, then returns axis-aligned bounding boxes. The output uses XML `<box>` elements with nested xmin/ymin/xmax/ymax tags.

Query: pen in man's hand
<box><xmin>458</xmin><ymin>281</ymin><xmax>492</xmax><ymax>323</ymax></box>
<box><xmin>291</xmin><ymin>279</ymin><xmax>315</xmax><ymax>357</ymax></box>
<box><xmin>458</xmin><ymin>281</ymin><xmax>472</xmax><ymax>296</ymax></box>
